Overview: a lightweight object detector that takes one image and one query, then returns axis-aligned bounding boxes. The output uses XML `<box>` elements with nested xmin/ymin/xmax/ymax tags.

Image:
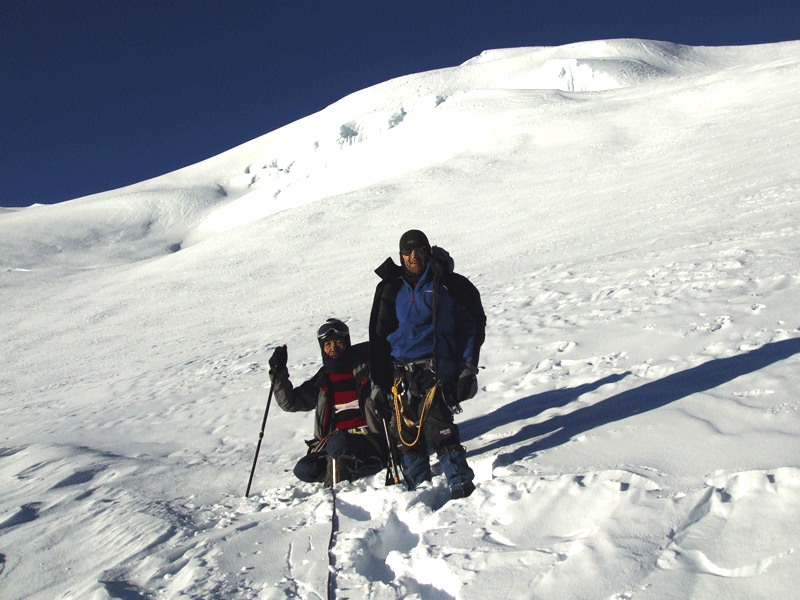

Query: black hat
<box><xmin>399</xmin><ymin>230</ymin><xmax>430</xmax><ymax>254</ymax></box>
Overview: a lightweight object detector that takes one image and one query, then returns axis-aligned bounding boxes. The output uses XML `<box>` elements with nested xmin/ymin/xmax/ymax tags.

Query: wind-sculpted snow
<box><xmin>2</xmin><ymin>39</ymin><xmax>800</xmax><ymax>600</ymax></box>
<box><xmin>4</xmin><ymin>443</ymin><xmax>795</xmax><ymax>599</ymax></box>
<box><xmin>0</xmin><ymin>185</ymin><xmax>227</xmax><ymax>269</ymax></box>
<box><xmin>535</xmin><ymin>57</ymin><xmax>670</xmax><ymax>92</ymax></box>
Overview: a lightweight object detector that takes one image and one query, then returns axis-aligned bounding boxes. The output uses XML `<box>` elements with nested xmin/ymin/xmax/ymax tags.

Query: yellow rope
<box><xmin>392</xmin><ymin>378</ymin><xmax>439</xmax><ymax>448</ymax></box>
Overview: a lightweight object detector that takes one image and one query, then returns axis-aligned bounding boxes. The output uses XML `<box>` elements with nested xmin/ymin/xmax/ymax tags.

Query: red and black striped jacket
<box><xmin>273</xmin><ymin>342</ymin><xmax>380</xmax><ymax>441</ymax></box>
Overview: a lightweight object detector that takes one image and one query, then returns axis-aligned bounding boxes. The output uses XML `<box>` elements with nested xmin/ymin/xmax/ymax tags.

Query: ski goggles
<box><xmin>317</xmin><ymin>319</ymin><xmax>349</xmax><ymax>340</ymax></box>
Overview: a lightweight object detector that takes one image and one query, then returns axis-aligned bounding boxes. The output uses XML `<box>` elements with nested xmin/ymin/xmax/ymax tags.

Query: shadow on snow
<box><xmin>464</xmin><ymin>337</ymin><xmax>800</xmax><ymax>463</ymax></box>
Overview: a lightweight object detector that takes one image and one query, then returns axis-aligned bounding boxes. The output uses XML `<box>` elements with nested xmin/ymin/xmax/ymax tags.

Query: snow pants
<box><xmin>388</xmin><ymin>361</ymin><xmax>474</xmax><ymax>492</ymax></box>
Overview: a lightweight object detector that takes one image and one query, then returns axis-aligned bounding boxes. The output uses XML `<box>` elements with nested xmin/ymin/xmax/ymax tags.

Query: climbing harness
<box><xmin>392</xmin><ymin>377</ymin><xmax>440</xmax><ymax>447</ymax></box>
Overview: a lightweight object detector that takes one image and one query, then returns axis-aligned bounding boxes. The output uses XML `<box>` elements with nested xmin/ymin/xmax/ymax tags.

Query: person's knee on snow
<box><xmin>324</xmin><ymin>431</ymin><xmax>349</xmax><ymax>458</ymax></box>
<box><xmin>293</xmin><ymin>452</ymin><xmax>327</xmax><ymax>483</ymax></box>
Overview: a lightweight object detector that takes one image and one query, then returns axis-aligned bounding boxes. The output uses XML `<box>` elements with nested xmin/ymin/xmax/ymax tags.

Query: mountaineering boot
<box><xmin>340</xmin><ymin>453</ymin><xmax>385</xmax><ymax>480</ymax></box>
<box><xmin>438</xmin><ymin>446</ymin><xmax>475</xmax><ymax>499</ymax></box>
<box><xmin>450</xmin><ymin>481</ymin><xmax>475</xmax><ymax>500</ymax></box>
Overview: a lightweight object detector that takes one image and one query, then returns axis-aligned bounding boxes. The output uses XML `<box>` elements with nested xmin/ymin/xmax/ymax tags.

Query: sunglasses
<box><xmin>401</xmin><ymin>247</ymin><xmax>428</xmax><ymax>257</ymax></box>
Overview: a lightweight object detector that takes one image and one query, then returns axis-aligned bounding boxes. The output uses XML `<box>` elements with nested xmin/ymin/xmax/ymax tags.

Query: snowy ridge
<box><xmin>0</xmin><ymin>185</ymin><xmax>227</xmax><ymax>269</ymax></box>
<box><xmin>2</xmin><ymin>39</ymin><xmax>800</xmax><ymax>599</ymax></box>
<box><xmin>1</xmin><ymin>39</ymin><xmax>770</xmax><ymax>255</ymax></box>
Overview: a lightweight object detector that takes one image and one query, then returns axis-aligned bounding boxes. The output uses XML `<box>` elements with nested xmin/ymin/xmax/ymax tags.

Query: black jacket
<box><xmin>369</xmin><ymin>247</ymin><xmax>486</xmax><ymax>393</ymax></box>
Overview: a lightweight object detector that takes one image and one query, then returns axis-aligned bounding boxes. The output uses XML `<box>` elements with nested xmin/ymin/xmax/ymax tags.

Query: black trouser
<box><xmin>388</xmin><ymin>361</ymin><xmax>461</xmax><ymax>455</ymax></box>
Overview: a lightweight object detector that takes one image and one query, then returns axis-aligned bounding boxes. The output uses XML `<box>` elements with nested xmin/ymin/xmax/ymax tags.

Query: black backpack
<box><xmin>431</xmin><ymin>246</ymin><xmax>487</xmax><ymax>366</ymax></box>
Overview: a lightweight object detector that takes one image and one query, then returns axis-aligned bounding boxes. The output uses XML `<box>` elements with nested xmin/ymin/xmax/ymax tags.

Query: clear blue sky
<box><xmin>2</xmin><ymin>1</ymin><xmax>798</xmax><ymax>207</ymax></box>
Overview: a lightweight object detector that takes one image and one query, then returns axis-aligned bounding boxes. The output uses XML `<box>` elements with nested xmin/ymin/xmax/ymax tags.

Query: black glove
<box><xmin>268</xmin><ymin>345</ymin><xmax>288</xmax><ymax>378</ymax></box>
<box><xmin>456</xmin><ymin>363</ymin><xmax>478</xmax><ymax>403</ymax></box>
<box><xmin>371</xmin><ymin>388</ymin><xmax>393</xmax><ymax>420</ymax></box>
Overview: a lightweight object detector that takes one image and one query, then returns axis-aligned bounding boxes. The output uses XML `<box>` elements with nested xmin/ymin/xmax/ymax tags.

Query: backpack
<box><xmin>430</xmin><ymin>246</ymin><xmax>487</xmax><ymax>366</ymax></box>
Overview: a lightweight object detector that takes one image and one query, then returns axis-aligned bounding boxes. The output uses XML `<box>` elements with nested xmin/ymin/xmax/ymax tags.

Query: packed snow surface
<box><xmin>2</xmin><ymin>39</ymin><xmax>800</xmax><ymax>600</ymax></box>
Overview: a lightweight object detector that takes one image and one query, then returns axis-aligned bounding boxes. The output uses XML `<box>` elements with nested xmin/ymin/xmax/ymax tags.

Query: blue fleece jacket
<box><xmin>386</xmin><ymin>265</ymin><xmax>436</xmax><ymax>362</ymax></box>
<box><xmin>386</xmin><ymin>262</ymin><xmax>477</xmax><ymax>381</ymax></box>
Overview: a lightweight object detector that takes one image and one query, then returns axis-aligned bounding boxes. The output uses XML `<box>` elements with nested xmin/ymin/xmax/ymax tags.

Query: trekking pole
<box><xmin>327</xmin><ymin>459</ymin><xmax>339</xmax><ymax>600</ymax></box>
<box><xmin>245</xmin><ymin>382</ymin><xmax>275</xmax><ymax>497</ymax></box>
<box><xmin>382</xmin><ymin>417</ymin><xmax>403</xmax><ymax>486</ymax></box>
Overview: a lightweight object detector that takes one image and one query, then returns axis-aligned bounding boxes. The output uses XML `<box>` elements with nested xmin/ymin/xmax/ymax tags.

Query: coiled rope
<box><xmin>392</xmin><ymin>379</ymin><xmax>439</xmax><ymax>447</ymax></box>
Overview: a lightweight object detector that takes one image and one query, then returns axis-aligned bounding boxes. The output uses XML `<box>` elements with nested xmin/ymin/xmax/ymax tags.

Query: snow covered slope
<box><xmin>1</xmin><ymin>39</ymin><xmax>800</xmax><ymax>600</ymax></box>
